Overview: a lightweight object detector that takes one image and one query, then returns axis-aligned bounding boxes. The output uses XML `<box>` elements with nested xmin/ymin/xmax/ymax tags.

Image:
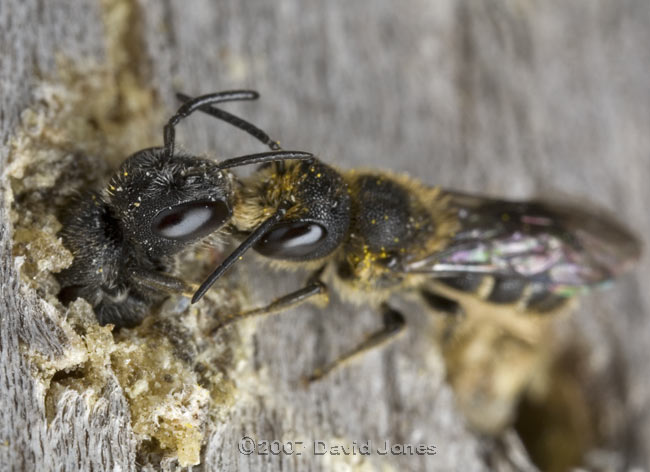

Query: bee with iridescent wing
<box><xmin>56</xmin><ymin>87</ymin><xmax>639</xmax><ymax>432</ymax></box>
<box><xmin>182</xmin><ymin>92</ymin><xmax>640</xmax><ymax>434</ymax></box>
<box><xmin>405</xmin><ymin>192</ymin><xmax>641</xmax><ymax>309</ymax></box>
<box><xmin>395</xmin><ymin>192</ymin><xmax>641</xmax><ymax>431</ymax></box>
<box><xmin>151</xmin><ymin>93</ymin><xmax>642</xmax><ymax>432</ymax></box>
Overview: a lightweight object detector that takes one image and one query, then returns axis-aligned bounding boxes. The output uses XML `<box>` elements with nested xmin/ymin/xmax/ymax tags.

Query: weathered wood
<box><xmin>1</xmin><ymin>0</ymin><xmax>649</xmax><ymax>470</ymax></box>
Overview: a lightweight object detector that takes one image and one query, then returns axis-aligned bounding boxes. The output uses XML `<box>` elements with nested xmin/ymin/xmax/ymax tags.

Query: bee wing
<box><xmin>401</xmin><ymin>192</ymin><xmax>641</xmax><ymax>292</ymax></box>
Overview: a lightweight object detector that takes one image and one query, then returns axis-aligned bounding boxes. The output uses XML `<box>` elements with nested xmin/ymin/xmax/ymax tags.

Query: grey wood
<box><xmin>1</xmin><ymin>0</ymin><xmax>648</xmax><ymax>470</ymax></box>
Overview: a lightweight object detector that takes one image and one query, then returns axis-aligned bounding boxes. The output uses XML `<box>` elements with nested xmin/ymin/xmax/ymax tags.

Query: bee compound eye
<box><xmin>254</xmin><ymin>221</ymin><xmax>328</xmax><ymax>259</ymax></box>
<box><xmin>151</xmin><ymin>200</ymin><xmax>231</xmax><ymax>242</ymax></box>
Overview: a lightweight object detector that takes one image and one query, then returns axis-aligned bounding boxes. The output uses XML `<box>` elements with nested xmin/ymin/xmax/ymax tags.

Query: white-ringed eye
<box><xmin>152</xmin><ymin>200</ymin><xmax>230</xmax><ymax>242</ymax></box>
<box><xmin>254</xmin><ymin>221</ymin><xmax>327</xmax><ymax>259</ymax></box>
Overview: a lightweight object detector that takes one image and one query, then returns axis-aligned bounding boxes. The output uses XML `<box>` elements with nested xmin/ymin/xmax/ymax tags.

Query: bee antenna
<box><xmin>192</xmin><ymin>207</ymin><xmax>288</xmax><ymax>303</ymax></box>
<box><xmin>218</xmin><ymin>150</ymin><xmax>314</xmax><ymax>170</ymax></box>
<box><xmin>176</xmin><ymin>92</ymin><xmax>282</xmax><ymax>152</ymax></box>
<box><xmin>163</xmin><ymin>90</ymin><xmax>261</xmax><ymax>159</ymax></box>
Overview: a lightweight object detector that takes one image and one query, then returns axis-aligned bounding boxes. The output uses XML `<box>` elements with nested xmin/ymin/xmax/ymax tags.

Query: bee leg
<box><xmin>211</xmin><ymin>267</ymin><xmax>328</xmax><ymax>335</ymax></box>
<box><xmin>130</xmin><ymin>271</ymin><xmax>197</xmax><ymax>297</ymax></box>
<box><xmin>305</xmin><ymin>303</ymin><xmax>406</xmax><ymax>384</ymax></box>
<box><xmin>420</xmin><ymin>289</ymin><xmax>464</xmax><ymax>343</ymax></box>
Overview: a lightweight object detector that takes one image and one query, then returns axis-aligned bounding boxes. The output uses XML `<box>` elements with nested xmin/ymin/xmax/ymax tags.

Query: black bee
<box><xmin>56</xmin><ymin>91</ymin><xmax>313</xmax><ymax>327</ymax></box>
<box><xmin>57</xmin><ymin>89</ymin><xmax>641</xmax><ymax>431</ymax></box>
<box><xmin>186</xmin><ymin>94</ymin><xmax>640</xmax><ymax>326</ymax></box>
<box><xmin>181</xmin><ymin>94</ymin><xmax>641</xmax><ymax>431</ymax></box>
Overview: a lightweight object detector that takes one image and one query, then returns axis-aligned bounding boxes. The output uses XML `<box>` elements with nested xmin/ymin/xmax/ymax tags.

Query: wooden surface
<box><xmin>1</xmin><ymin>0</ymin><xmax>649</xmax><ymax>470</ymax></box>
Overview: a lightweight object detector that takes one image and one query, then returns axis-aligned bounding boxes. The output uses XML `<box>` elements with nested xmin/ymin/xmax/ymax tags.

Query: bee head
<box><xmin>249</xmin><ymin>159</ymin><xmax>351</xmax><ymax>262</ymax></box>
<box><xmin>106</xmin><ymin>147</ymin><xmax>235</xmax><ymax>259</ymax></box>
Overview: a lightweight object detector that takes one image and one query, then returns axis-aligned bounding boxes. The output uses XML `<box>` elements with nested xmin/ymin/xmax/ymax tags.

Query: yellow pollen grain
<box><xmin>316</xmin><ymin>173</ymin><xmax>322</xmax><ymax>178</ymax></box>
<box><xmin>109</xmin><ymin>185</ymin><xmax>116</xmax><ymax>190</ymax></box>
<box><xmin>384</xmin><ymin>215</ymin><xmax>388</xmax><ymax>220</ymax></box>
<box><xmin>371</xmin><ymin>219</ymin><xmax>376</xmax><ymax>224</ymax></box>
<box><xmin>123</xmin><ymin>171</ymin><xmax>128</xmax><ymax>176</ymax></box>
<box><xmin>393</xmin><ymin>237</ymin><xmax>400</xmax><ymax>243</ymax></box>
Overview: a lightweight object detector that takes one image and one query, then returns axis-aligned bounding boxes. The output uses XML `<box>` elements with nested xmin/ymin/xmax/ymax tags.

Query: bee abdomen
<box><xmin>487</xmin><ymin>277</ymin><xmax>527</xmax><ymax>303</ymax></box>
<box><xmin>438</xmin><ymin>274</ymin><xmax>483</xmax><ymax>292</ymax></box>
<box><xmin>439</xmin><ymin>275</ymin><xmax>568</xmax><ymax>313</ymax></box>
<box><xmin>524</xmin><ymin>290</ymin><xmax>567</xmax><ymax>313</ymax></box>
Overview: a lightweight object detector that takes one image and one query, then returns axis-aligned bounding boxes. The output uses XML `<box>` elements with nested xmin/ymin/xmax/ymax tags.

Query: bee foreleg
<box><xmin>304</xmin><ymin>303</ymin><xmax>406</xmax><ymax>384</ymax></box>
<box><xmin>211</xmin><ymin>267</ymin><xmax>328</xmax><ymax>335</ymax></box>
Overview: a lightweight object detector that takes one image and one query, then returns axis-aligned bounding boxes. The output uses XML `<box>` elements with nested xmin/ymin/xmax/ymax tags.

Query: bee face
<box><xmin>106</xmin><ymin>148</ymin><xmax>236</xmax><ymax>259</ymax></box>
<box><xmin>237</xmin><ymin>159</ymin><xmax>352</xmax><ymax>262</ymax></box>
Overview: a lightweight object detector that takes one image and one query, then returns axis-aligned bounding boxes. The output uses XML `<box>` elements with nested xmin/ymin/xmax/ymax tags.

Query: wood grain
<box><xmin>1</xmin><ymin>0</ymin><xmax>648</xmax><ymax>470</ymax></box>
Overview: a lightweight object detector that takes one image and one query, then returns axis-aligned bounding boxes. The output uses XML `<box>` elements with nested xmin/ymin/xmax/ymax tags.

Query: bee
<box><xmin>57</xmin><ymin>89</ymin><xmax>641</xmax><ymax>432</ymax></box>
<box><xmin>182</xmin><ymin>95</ymin><xmax>641</xmax><ymax>432</ymax></box>
<box><xmin>56</xmin><ymin>91</ymin><xmax>313</xmax><ymax>327</ymax></box>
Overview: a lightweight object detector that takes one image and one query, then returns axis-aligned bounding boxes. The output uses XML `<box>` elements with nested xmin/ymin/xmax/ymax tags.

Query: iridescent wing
<box><xmin>401</xmin><ymin>192</ymin><xmax>641</xmax><ymax>295</ymax></box>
